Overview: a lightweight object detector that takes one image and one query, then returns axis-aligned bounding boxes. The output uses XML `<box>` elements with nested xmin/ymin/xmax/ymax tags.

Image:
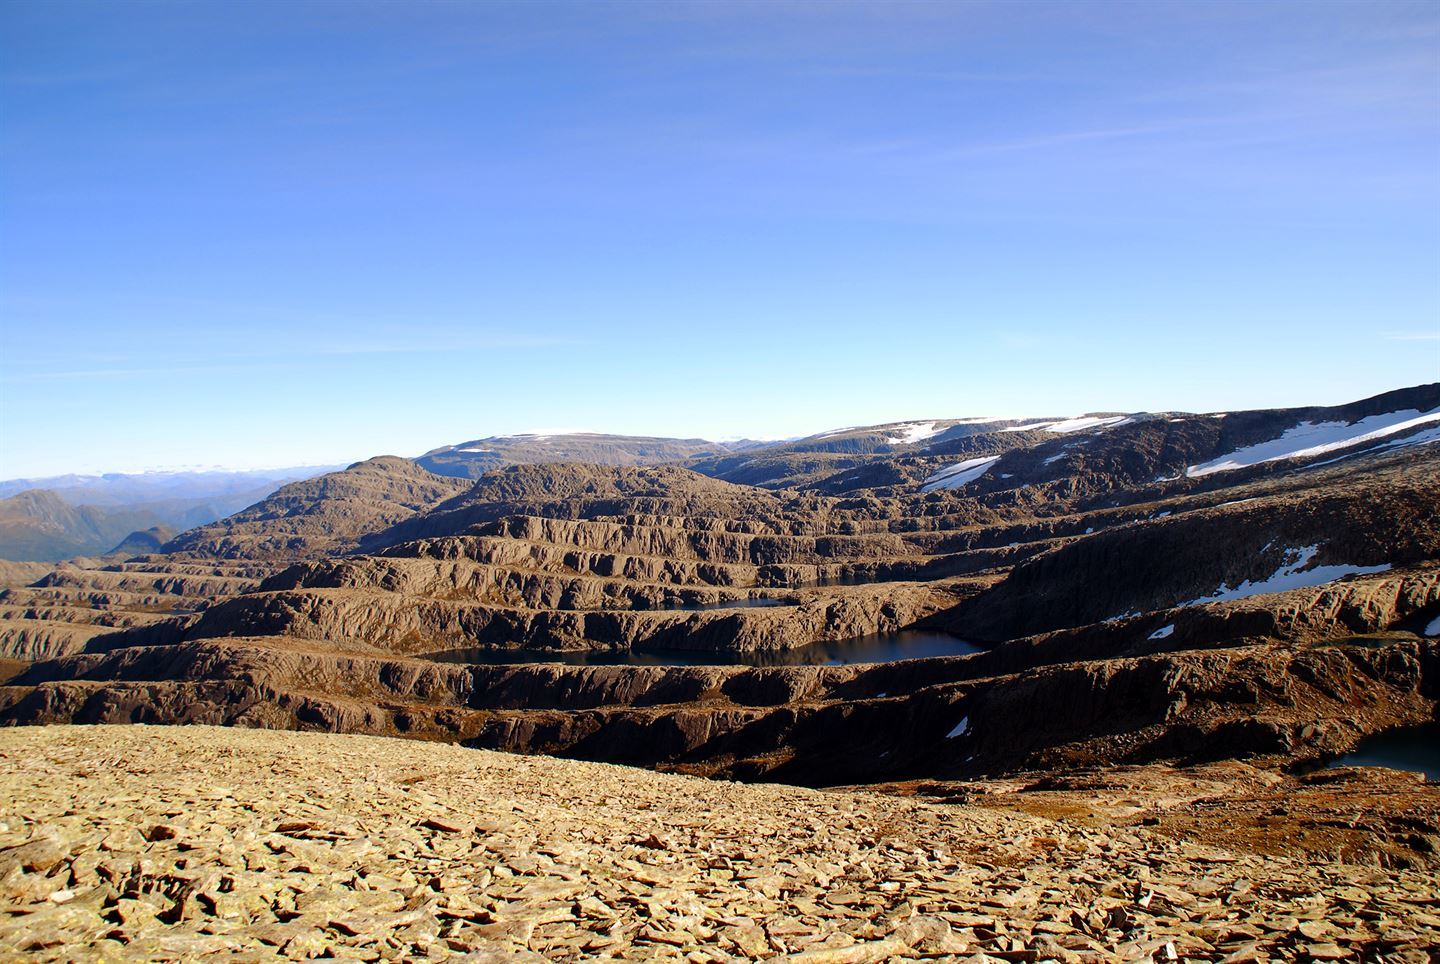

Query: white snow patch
<box><xmin>1426</xmin><ymin>615</ymin><xmax>1440</xmax><ymax>638</ymax></box>
<box><xmin>1186</xmin><ymin>407</ymin><xmax>1440</xmax><ymax>478</ymax></box>
<box><xmin>1084</xmin><ymin>527</ymin><xmax>1094</xmax><ymax>534</ymax></box>
<box><xmin>886</xmin><ymin>421</ymin><xmax>944</xmax><ymax>445</ymax></box>
<box><xmin>1148</xmin><ymin>624</ymin><xmax>1175</xmax><ymax>640</ymax></box>
<box><xmin>1181</xmin><ymin>545</ymin><xmax>1392</xmax><ymax>607</ymax></box>
<box><xmin>455</xmin><ymin>447</ymin><xmax>497</xmax><ymax>454</ymax></box>
<box><xmin>875</xmin><ymin>691</ymin><xmax>888</xmax><ymax>698</ymax></box>
<box><xmin>1374</xmin><ymin>422</ymin><xmax>1440</xmax><ymax>451</ymax></box>
<box><xmin>1153</xmin><ymin>511</ymin><xmax>1171</xmax><ymax>519</ymax></box>
<box><xmin>1043</xmin><ymin>452</ymin><xmax>1068</xmax><ymax>466</ymax></box>
<box><xmin>1300</xmin><ymin>423</ymin><xmax>1440</xmax><ymax>470</ymax></box>
<box><xmin>946</xmin><ymin>716</ymin><xmax>970</xmax><ymax>739</ymax></box>
<box><xmin>921</xmin><ymin>456</ymin><xmax>1001</xmax><ymax>492</ymax></box>
<box><xmin>1003</xmin><ymin>415</ymin><xmax>1128</xmax><ymax>434</ymax></box>
<box><xmin>812</xmin><ymin>425</ymin><xmax>861</xmax><ymax>439</ymax></box>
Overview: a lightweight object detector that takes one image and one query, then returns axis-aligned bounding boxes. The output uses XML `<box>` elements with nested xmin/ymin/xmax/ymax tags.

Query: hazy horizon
<box><xmin>3</xmin><ymin>376</ymin><xmax>1438</xmax><ymax>480</ymax></box>
<box><xmin>3</xmin><ymin>0</ymin><xmax>1438</xmax><ymax>478</ymax></box>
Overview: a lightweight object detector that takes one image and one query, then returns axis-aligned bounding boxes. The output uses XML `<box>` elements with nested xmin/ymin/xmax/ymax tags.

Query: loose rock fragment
<box><xmin>0</xmin><ymin>725</ymin><xmax>1433</xmax><ymax>963</ymax></box>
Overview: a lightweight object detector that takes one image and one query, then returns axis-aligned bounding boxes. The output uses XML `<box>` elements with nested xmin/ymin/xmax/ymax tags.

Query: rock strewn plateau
<box><xmin>3</xmin><ymin>725</ymin><xmax>1437</xmax><ymax>962</ymax></box>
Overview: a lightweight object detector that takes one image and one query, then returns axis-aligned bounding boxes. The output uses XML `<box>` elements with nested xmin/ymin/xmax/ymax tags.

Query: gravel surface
<box><xmin>1</xmin><ymin>725</ymin><xmax>1437</xmax><ymax>961</ymax></box>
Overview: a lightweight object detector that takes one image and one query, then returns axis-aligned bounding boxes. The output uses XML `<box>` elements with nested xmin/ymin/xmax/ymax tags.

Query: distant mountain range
<box><xmin>0</xmin><ymin>466</ymin><xmax>336</xmax><ymax>561</ymax></box>
<box><xmin>4</xmin><ymin>385</ymin><xmax>1438</xmax><ymax>561</ymax></box>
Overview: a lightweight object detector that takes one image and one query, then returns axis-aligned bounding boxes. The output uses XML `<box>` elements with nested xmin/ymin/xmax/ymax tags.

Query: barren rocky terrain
<box><xmin>1</xmin><ymin>385</ymin><xmax>1438</xmax><ymax>959</ymax></box>
<box><xmin>4</xmin><ymin>725</ymin><xmax>1437</xmax><ymax>962</ymax></box>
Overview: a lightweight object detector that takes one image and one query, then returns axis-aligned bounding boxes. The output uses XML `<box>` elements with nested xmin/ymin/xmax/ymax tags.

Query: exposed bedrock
<box><xmin>383</xmin><ymin>535</ymin><xmax>776</xmax><ymax>587</ymax></box>
<box><xmin>260</xmin><ymin>547</ymin><xmax>1014</xmax><ymax>613</ymax></box>
<box><xmin>470</xmin><ymin>515</ymin><xmax>937</xmax><ymax>564</ymax></box>
<box><xmin>262</xmin><ymin>554</ymin><xmax>794</xmax><ymax>610</ymax></box>
<box><xmin>946</xmin><ymin>474</ymin><xmax>1440</xmax><ymax>640</ymax></box>
<box><xmin>28</xmin><ymin>567</ymin><xmax>257</xmax><ymax>599</ymax></box>
<box><xmin>0</xmin><ymin>559</ymin><xmax>257</xmax><ymax>661</ymax></box>
<box><xmin>370</xmin><ymin>534</ymin><xmax>1040</xmax><ymax>590</ymax></box>
<box><xmin>937</xmin><ymin>567</ymin><xmax>1440</xmax><ymax>653</ymax></box>
<box><xmin>0</xmin><ymin>622</ymin><xmax>114</xmax><ymax>661</ymax></box>
<box><xmin>357</xmin><ymin>464</ymin><xmax>798</xmax><ymax>551</ymax></box>
<box><xmin>3</xmin><ymin>635</ymin><xmax>1434</xmax><ymax>786</ymax></box>
<box><xmin>161</xmin><ymin>456</ymin><xmax>471</xmax><ymax>561</ymax></box>
<box><xmin>182</xmin><ymin>579</ymin><xmax>958</xmax><ymax>655</ymax></box>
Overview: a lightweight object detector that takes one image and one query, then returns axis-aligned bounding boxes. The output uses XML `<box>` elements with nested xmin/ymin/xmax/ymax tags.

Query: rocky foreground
<box><xmin>2</xmin><ymin>726</ymin><xmax>1438</xmax><ymax>962</ymax></box>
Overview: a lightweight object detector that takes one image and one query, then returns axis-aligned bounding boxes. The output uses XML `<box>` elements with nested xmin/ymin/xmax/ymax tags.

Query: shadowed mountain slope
<box><xmin>160</xmin><ymin>457</ymin><xmax>469</xmax><ymax>562</ymax></box>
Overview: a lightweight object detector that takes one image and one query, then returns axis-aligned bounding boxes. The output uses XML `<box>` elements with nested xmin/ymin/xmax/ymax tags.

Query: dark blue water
<box><xmin>423</xmin><ymin>631</ymin><xmax>982</xmax><ymax>668</ymax></box>
<box><xmin>1329</xmin><ymin>724</ymin><xmax>1440</xmax><ymax>780</ymax></box>
<box><xmin>672</xmin><ymin>598</ymin><xmax>790</xmax><ymax>612</ymax></box>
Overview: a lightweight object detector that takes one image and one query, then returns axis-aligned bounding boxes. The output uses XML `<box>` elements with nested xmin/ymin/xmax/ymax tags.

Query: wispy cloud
<box><xmin>1384</xmin><ymin>331</ymin><xmax>1440</xmax><ymax>342</ymax></box>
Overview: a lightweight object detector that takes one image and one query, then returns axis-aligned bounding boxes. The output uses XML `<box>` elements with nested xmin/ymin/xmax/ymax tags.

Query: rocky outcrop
<box><xmin>106</xmin><ymin>525</ymin><xmax>177</xmax><ymax>557</ymax></box>
<box><xmin>0</xmin><ymin>561</ymin><xmax>52</xmax><ymax>591</ymax></box>
<box><xmin>945</xmin><ymin>467</ymin><xmax>1440</xmax><ymax>640</ymax></box>
<box><xmin>4</xmin><ymin>634</ymin><xmax>1434</xmax><ymax>787</ymax></box>
<box><xmin>0</xmin><ymin>621</ymin><xmax>115</xmax><ymax>662</ymax></box>
<box><xmin>182</xmin><ymin>578</ymin><xmax>957</xmax><ymax>656</ymax></box>
<box><xmin>0</xmin><ymin>559</ymin><xmax>264</xmax><ymax>661</ymax></box>
<box><xmin>361</xmin><ymin>464</ymin><xmax>792</xmax><ymax>552</ymax></box>
<box><xmin>161</xmin><ymin>457</ymin><xmax>469</xmax><ymax>561</ymax></box>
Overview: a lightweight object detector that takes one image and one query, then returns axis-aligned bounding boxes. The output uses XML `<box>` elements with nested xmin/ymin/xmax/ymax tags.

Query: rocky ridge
<box><xmin>161</xmin><ymin>457</ymin><xmax>470</xmax><ymax>562</ymax></box>
<box><xmin>1</xmin><ymin>398</ymin><xmax>1437</xmax><ymax>788</ymax></box>
<box><xmin>416</xmin><ymin>434</ymin><xmax>746</xmax><ymax>480</ymax></box>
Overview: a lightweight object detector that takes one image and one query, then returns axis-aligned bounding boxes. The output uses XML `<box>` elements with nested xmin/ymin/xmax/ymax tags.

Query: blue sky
<box><xmin>2</xmin><ymin>0</ymin><xmax>1437</xmax><ymax>477</ymax></box>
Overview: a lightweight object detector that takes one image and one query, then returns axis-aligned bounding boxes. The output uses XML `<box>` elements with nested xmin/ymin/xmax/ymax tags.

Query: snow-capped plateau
<box><xmin>1002</xmin><ymin>415</ymin><xmax>1130</xmax><ymax>434</ymax></box>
